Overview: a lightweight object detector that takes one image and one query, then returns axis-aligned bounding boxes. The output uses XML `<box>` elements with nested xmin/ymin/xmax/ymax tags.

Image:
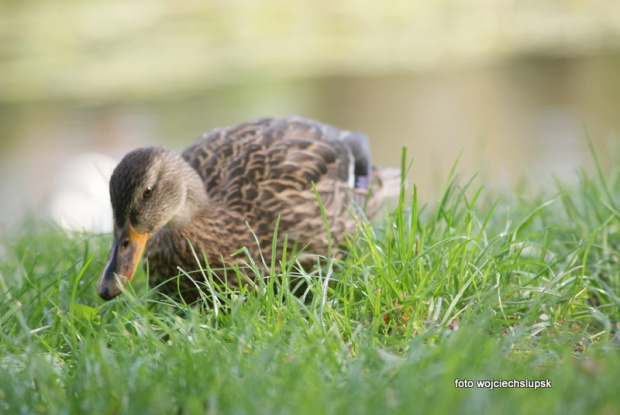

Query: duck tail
<box><xmin>376</xmin><ymin>166</ymin><xmax>403</xmax><ymax>200</ymax></box>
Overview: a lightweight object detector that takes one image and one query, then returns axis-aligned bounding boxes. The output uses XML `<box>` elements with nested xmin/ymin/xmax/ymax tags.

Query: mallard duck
<box><xmin>97</xmin><ymin>116</ymin><xmax>398</xmax><ymax>301</ymax></box>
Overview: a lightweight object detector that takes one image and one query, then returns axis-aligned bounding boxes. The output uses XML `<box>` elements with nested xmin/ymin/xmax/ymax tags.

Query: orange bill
<box><xmin>97</xmin><ymin>221</ymin><xmax>149</xmax><ymax>300</ymax></box>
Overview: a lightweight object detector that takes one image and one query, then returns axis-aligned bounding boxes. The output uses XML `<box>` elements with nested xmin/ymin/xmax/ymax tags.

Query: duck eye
<box><xmin>143</xmin><ymin>186</ymin><xmax>153</xmax><ymax>198</ymax></box>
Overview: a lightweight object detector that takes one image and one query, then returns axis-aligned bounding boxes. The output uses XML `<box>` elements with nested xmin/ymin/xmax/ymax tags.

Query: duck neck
<box><xmin>164</xmin><ymin>162</ymin><xmax>209</xmax><ymax>229</ymax></box>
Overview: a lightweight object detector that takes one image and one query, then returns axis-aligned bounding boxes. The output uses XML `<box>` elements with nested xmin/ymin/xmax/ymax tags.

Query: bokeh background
<box><xmin>1</xmin><ymin>0</ymin><xmax>620</xmax><ymax>232</ymax></box>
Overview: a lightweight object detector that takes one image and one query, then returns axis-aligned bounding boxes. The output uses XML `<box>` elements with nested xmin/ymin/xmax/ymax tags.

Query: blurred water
<box><xmin>0</xmin><ymin>55</ymin><xmax>618</xmax><ymax>231</ymax></box>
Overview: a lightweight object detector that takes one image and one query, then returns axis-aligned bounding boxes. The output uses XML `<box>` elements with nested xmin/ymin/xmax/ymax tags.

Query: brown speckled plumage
<box><xmin>98</xmin><ymin>116</ymin><xmax>398</xmax><ymax>302</ymax></box>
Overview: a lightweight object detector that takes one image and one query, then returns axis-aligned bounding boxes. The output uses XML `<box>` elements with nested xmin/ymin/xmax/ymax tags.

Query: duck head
<box><xmin>98</xmin><ymin>147</ymin><xmax>206</xmax><ymax>300</ymax></box>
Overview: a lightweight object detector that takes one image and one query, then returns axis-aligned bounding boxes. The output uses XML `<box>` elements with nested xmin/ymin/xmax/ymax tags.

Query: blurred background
<box><xmin>1</xmin><ymin>0</ymin><xmax>620</xmax><ymax>232</ymax></box>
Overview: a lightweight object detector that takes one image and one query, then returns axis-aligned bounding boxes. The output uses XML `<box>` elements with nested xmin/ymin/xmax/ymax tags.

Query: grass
<box><xmin>1</xmin><ymin>148</ymin><xmax>619</xmax><ymax>415</ymax></box>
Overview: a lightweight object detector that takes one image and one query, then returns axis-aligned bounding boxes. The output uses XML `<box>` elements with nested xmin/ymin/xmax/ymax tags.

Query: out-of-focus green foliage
<box><xmin>1</xmin><ymin>0</ymin><xmax>619</xmax><ymax>102</ymax></box>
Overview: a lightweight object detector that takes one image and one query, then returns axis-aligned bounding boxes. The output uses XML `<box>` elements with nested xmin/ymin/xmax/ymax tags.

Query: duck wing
<box><xmin>182</xmin><ymin>116</ymin><xmax>379</xmax><ymax>220</ymax></box>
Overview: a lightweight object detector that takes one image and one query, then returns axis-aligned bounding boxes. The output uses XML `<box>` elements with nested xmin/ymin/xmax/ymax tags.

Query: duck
<box><xmin>97</xmin><ymin>116</ymin><xmax>399</xmax><ymax>302</ymax></box>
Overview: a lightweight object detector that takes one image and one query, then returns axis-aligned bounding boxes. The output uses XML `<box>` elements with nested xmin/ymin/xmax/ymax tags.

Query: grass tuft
<box><xmin>1</xmin><ymin>149</ymin><xmax>620</xmax><ymax>414</ymax></box>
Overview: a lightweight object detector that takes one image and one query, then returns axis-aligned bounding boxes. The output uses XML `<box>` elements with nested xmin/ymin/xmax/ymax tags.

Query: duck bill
<box><xmin>98</xmin><ymin>222</ymin><xmax>149</xmax><ymax>300</ymax></box>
